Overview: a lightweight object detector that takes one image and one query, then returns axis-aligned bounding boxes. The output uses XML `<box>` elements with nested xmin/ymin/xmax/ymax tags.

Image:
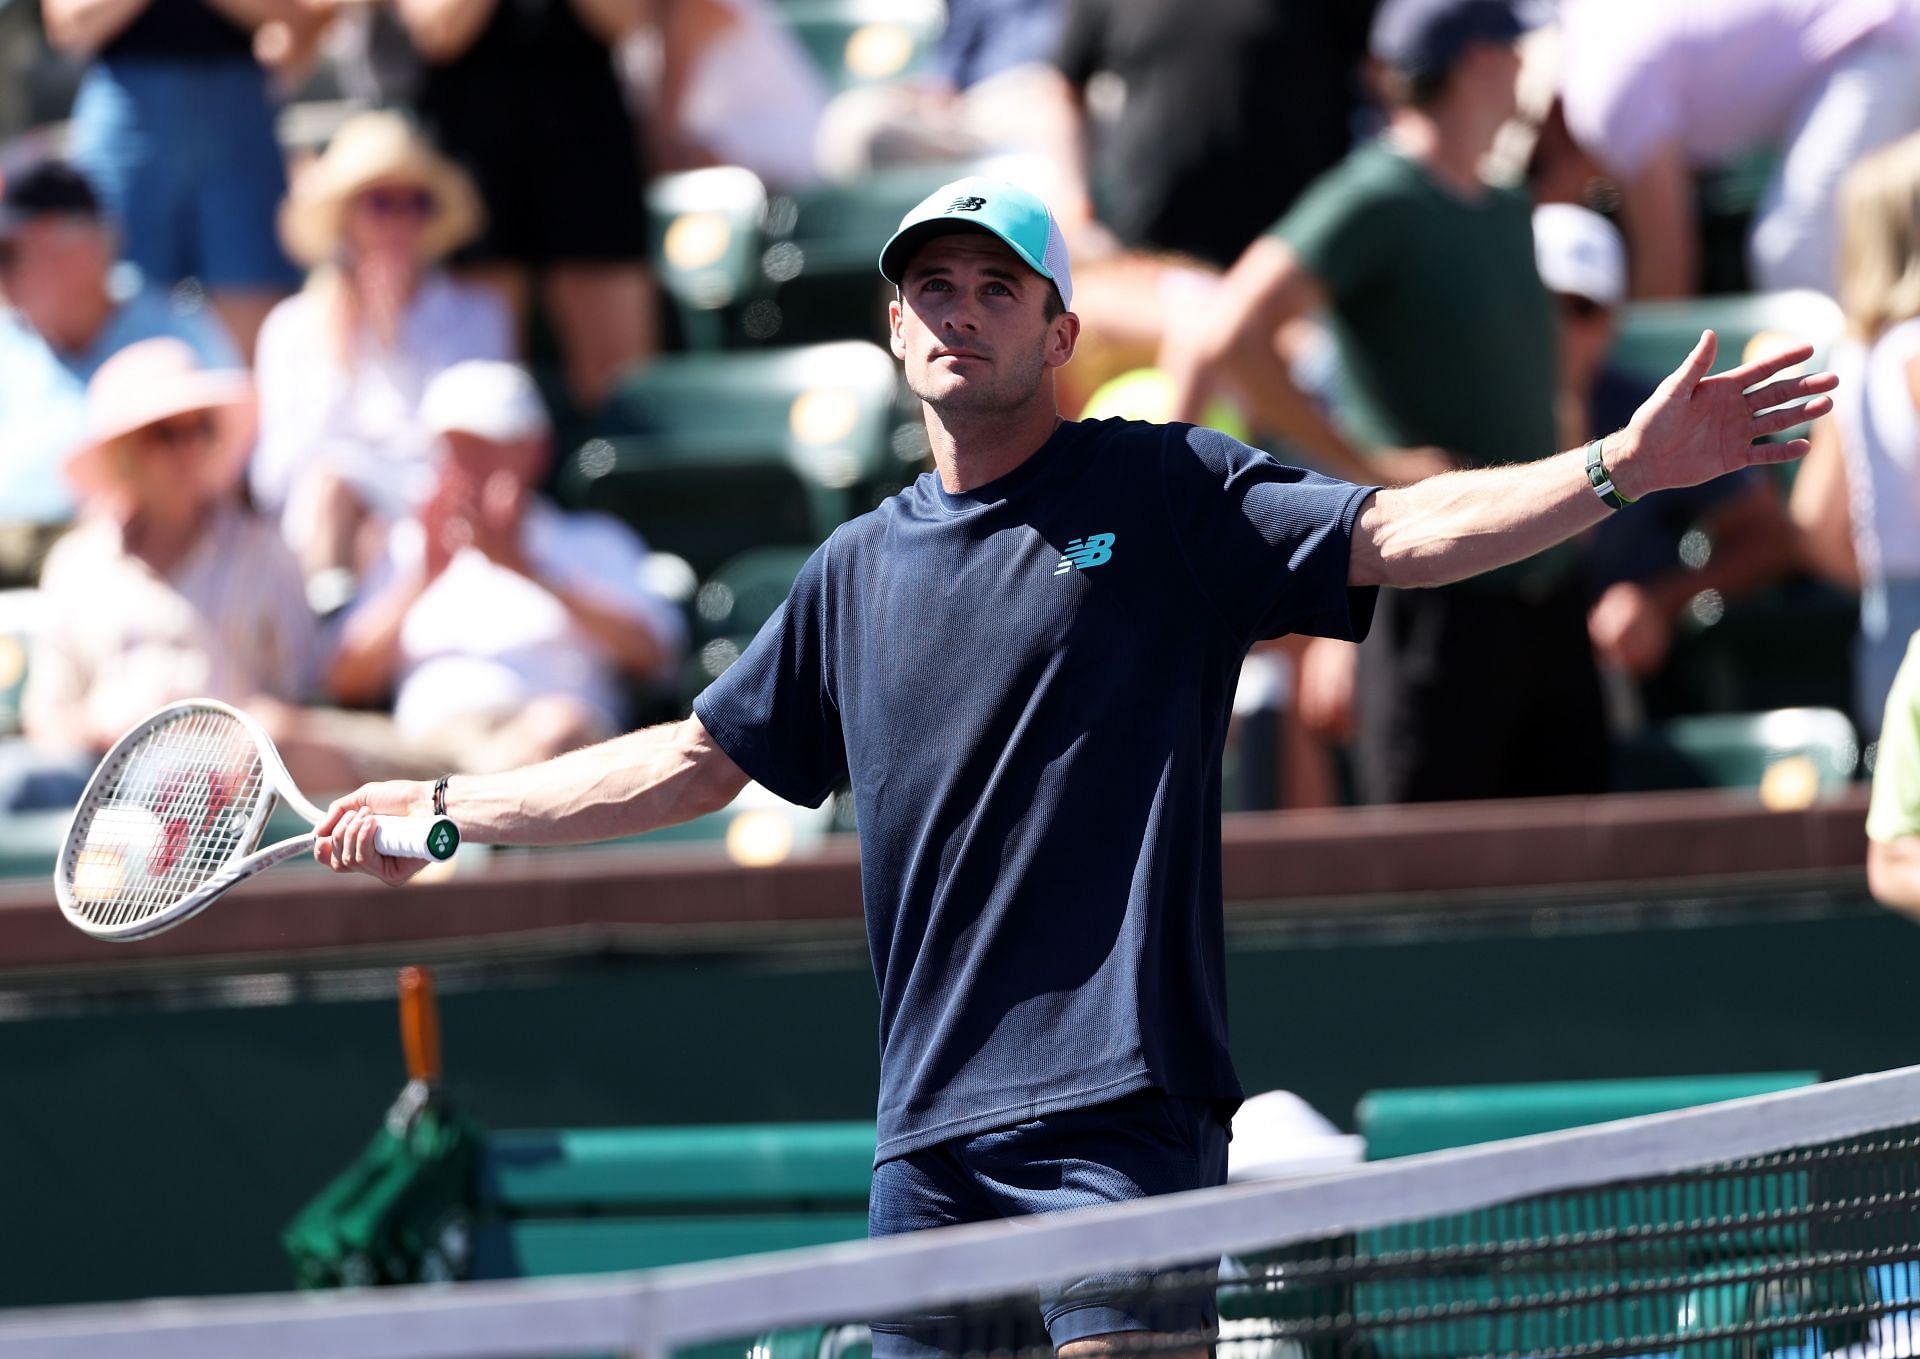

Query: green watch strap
<box><xmin>1586</xmin><ymin>438</ymin><xmax>1635</xmax><ymax>511</ymax></box>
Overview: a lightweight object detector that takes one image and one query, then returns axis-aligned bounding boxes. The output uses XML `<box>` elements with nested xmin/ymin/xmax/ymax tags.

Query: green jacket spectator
<box><xmin>1160</xmin><ymin>0</ymin><xmax>1607</xmax><ymax>805</ymax></box>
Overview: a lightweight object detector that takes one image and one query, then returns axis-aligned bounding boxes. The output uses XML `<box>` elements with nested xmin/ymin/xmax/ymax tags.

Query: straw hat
<box><xmin>64</xmin><ymin>339</ymin><xmax>257</xmax><ymax>504</ymax></box>
<box><xmin>278</xmin><ymin>111</ymin><xmax>484</xmax><ymax>269</ymax></box>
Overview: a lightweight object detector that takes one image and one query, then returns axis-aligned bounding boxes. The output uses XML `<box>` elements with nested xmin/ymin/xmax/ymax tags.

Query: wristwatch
<box><xmin>1585</xmin><ymin>438</ymin><xmax>1635</xmax><ymax>511</ymax></box>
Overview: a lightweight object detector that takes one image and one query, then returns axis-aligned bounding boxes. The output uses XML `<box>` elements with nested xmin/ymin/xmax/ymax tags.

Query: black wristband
<box><xmin>432</xmin><ymin>774</ymin><xmax>450</xmax><ymax>817</ymax></box>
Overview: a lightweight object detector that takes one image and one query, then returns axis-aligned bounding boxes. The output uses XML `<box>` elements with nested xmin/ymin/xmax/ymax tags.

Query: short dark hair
<box><xmin>0</xmin><ymin>159</ymin><xmax>102</xmax><ymax>237</ymax></box>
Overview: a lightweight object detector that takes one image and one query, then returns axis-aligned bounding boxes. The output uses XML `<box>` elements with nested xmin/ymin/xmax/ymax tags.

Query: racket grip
<box><xmin>372</xmin><ymin>815</ymin><xmax>461</xmax><ymax>862</ymax></box>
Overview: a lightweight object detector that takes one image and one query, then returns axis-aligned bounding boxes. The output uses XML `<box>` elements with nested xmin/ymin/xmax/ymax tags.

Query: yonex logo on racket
<box><xmin>947</xmin><ymin>196</ymin><xmax>988</xmax><ymax>213</ymax></box>
<box><xmin>1054</xmin><ymin>533</ymin><xmax>1116</xmax><ymax>575</ymax></box>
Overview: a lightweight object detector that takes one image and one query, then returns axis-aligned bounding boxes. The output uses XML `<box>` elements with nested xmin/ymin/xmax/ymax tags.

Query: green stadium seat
<box><xmin>564</xmin><ymin>342</ymin><xmax>905</xmax><ymax>579</ymax></box>
<box><xmin>755</xmin><ymin>162</ymin><xmax>990</xmax><ymax>346</ymax></box>
<box><xmin>649</xmin><ymin>167</ymin><xmax>771</xmax><ymax>351</ymax></box>
<box><xmin>1356</xmin><ymin>1072</ymin><xmax>1818</xmax><ymax>1161</ymax></box>
<box><xmin>1229</xmin><ymin>1073</ymin><xmax>1834</xmax><ymax>1358</ymax></box>
<box><xmin>779</xmin><ymin>0</ymin><xmax>942</xmax><ymax>94</ymax></box>
<box><xmin>470</xmin><ymin>1122</ymin><xmax>875</xmax><ymax>1279</ymax></box>
<box><xmin>694</xmin><ymin>545</ymin><xmax>814</xmax><ymax>644</ymax></box>
<box><xmin>1614</xmin><ymin>706</ymin><xmax>1860</xmax><ymax>799</ymax></box>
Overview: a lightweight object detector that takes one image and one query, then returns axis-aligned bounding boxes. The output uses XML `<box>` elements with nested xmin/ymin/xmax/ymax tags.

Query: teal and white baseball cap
<box><xmin>878</xmin><ymin>176</ymin><xmax>1073</xmax><ymax>309</ymax></box>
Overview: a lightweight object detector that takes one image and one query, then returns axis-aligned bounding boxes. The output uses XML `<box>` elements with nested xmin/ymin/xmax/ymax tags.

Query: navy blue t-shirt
<box><xmin>692</xmin><ymin>418</ymin><xmax>1377</xmax><ymax>1163</ymax></box>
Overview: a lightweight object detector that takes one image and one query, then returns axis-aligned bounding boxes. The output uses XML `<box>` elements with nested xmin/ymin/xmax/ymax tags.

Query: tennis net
<box><xmin>6</xmin><ymin>1065</ymin><xmax>1920</xmax><ymax>1359</ymax></box>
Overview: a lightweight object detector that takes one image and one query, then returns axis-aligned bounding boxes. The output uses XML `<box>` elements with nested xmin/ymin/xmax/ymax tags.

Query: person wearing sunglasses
<box><xmin>1534</xmin><ymin>202</ymin><xmax>1795</xmax><ymax>719</ymax></box>
<box><xmin>250</xmin><ymin>111</ymin><xmax>512</xmax><ymax>617</ymax></box>
<box><xmin>1</xmin><ymin>338</ymin><xmax>322</xmax><ymax>811</ymax></box>
<box><xmin>0</xmin><ymin>158</ymin><xmax>241</xmax><ymax>582</ymax></box>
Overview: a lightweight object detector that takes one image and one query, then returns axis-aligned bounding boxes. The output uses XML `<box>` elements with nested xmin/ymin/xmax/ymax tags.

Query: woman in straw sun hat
<box><xmin>3</xmin><ymin>338</ymin><xmax>321</xmax><ymax>811</ymax></box>
<box><xmin>250</xmin><ymin>109</ymin><xmax>513</xmax><ymax>614</ymax></box>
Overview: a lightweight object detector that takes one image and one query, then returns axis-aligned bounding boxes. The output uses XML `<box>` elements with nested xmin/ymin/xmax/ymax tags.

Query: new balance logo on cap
<box><xmin>879</xmin><ymin>176</ymin><xmax>1075</xmax><ymax>309</ymax></box>
<box><xmin>1054</xmin><ymin>533</ymin><xmax>1115</xmax><ymax>575</ymax></box>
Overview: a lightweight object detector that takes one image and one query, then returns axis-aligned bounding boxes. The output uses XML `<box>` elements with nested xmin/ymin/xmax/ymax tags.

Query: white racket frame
<box><xmin>55</xmin><ymin>699</ymin><xmax>459</xmax><ymax>942</ymax></box>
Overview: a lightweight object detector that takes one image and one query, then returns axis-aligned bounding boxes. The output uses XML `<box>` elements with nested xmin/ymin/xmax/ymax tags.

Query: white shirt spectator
<box><xmin>1561</xmin><ymin>0</ymin><xmax>1913</xmax><ymax>176</ymax></box>
<box><xmin>360</xmin><ymin>500</ymin><xmax>686</xmax><ymax>736</ymax></box>
<box><xmin>23</xmin><ymin>505</ymin><xmax>319</xmax><ymax>747</ymax></box>
<box><xmin>1832</xmin><ymin>319</ymin><xmax>1920</xmax><ymax>585</ymax></box>
<box><xmin>675</xmin><ymin>0</ymin><xmax>828</xmax><ymax>189</ymax></box>
<box><xmin>1560</xmin><ymin>0</ymin><xmax>1920</xmax><ymax>294</ymax></box>
<box><xmin>249</xmin><ymin>272</ymin><xmax>514</xmax><ymax>524</ymax></box>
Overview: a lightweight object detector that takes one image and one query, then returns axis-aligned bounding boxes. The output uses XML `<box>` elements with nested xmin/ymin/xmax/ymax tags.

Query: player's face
<box><xmin>889</xmin><ymin>233</ymin><xmax>1076</xmax><ymax>415</ymax></box>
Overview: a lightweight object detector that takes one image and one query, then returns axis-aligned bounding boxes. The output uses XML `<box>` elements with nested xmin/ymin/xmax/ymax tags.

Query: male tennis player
<box><xmin>318</xmin><ymin>176</ymin><xmax>1835</xmax><ymax>1353</ymax></box>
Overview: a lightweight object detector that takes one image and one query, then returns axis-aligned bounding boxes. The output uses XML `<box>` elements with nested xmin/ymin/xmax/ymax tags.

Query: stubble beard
<box><xmin>910</xmin><ymin>346</ymin><xmax>1049</xmax><ymax>418</ymax></box>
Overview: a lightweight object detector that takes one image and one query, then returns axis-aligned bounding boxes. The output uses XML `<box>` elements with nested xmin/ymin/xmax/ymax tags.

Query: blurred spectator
<box><xmin>814</xmin><ymin>0</ymin><xmax>1060</xmax><ymax>184</ymax></box>
<box><xmin>1532</xmin><ymin>203</ymin><xmax>1795</xmax><ymax>719</ymax></box>
<box><xmin>627</xmin><ymin>0</ymin><xmax>828</xmax><ymax>190</ymax></box>
<box><xmin>0</xmin><ymin>158</ymin><xmax>238</xmax><ymax>576</ymax></box>
<box><xmin>318</xmin><ymin>0</ymin><xmax>426</xmax><ymax>107</ymax></box>
<box><xmin>4</xmin><ymin>338</ymin><xmax>318</xmax><ymax>809</ymax></box>
<box><xmin>270</xmin><ymin>361</ymin><xmax>685</xmax><ymax>786</ymax></box>
<box><xmin>1793</xmin><ymin>132</ymin><xmax>1920</xmax><ymax>740</ymax></box>
<box><xmin>1558</xmin><ymin>0</ymin><xmax>1920</xmax><ymax>298</ymax></box>
<box><xmin>42</xmin><ymin>0</ymin><xmax>310</xmax><ymax>359</ymax></box>
<box><xmin>399</xmin><ymin>0</ymin><xmax>656</xmax><ymax>411</ymax></box>
<box><xmin>1868</xmin><ymin>631</ymin><xmax>1920</xmax><ymax>915</ymax></box>
<box><xmin>1045</xmin><ymin>0</ymin><xmax>1377</xmax><ymax>269</ymax></box>
<box><xmin>1167</xmin><ymin>0</ymin><xmax>1606</xmax><ymax>805</ymax></box>
<box><xmin>250</xmin><ymin>111</ymin><xmax>510</xmax><ymax>612</ymax></box>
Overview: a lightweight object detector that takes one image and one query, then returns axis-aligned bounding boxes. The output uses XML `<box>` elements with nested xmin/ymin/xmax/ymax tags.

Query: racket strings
<box><xmin>63</xmin><ymin>708</ymin><xmax>269</xmax><ymax>928</ymax></box>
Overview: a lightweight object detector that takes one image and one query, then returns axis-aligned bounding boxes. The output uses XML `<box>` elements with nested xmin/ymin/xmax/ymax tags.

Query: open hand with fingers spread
<box><xmin>1605</xmin><ymin>331</ymin><xmax>1838</xmax><ymax>501</ymax></box>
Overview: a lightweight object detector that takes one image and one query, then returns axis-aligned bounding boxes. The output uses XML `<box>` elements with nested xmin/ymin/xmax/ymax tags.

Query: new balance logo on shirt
<box><xmin>1055</xmin><ymin>533</ymin><xmax>1115</xmax><ymax>575</ymax></box>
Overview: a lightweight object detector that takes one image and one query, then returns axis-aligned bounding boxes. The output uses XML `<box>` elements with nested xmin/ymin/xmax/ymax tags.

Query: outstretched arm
<box><xmin>1350</xmin><ymin>331</ymin><xmax>1836</xmax><ymax>589</ymax></box>
<box><xmin>315</xmin><ymin>715</ymin><xmax>750</xmax><ymax>883</ymax></box>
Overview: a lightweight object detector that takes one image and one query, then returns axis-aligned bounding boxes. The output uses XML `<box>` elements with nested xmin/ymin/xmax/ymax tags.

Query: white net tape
<box><xmin>3</xmin><ymin>1066</ymin><xmax>1920</xmax><ymax>1359</ymax></box>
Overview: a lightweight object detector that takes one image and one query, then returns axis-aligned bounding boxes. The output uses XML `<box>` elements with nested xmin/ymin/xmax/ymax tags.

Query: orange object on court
<box><xmin>399</xmin><ymin>966</ymin><xmax>442</xmax><ymax>1085</ymax></box>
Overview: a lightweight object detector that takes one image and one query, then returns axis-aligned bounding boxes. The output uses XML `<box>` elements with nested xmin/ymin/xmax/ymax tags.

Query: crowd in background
<box><xmin>4</xmin><ymin>0</ymin><xmax>1920</xmax><ymax>819</ymax></box>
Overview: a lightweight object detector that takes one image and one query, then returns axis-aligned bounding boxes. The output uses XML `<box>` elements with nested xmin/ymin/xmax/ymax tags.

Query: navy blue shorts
<box><xmin>867</xmin><ymin>1087</ymin><xmax>1230</xmax><ymax>1356</ymax></box>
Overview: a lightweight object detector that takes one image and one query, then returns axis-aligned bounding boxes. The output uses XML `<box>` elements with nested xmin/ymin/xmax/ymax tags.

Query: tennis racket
<box><xmin>55</xmin><ymin>699</ymin><xmax>461</xmax><ymax>942</ymax></box>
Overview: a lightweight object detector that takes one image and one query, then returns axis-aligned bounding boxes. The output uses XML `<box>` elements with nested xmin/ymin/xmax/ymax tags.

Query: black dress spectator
<box><xmin>1055</xmin><ymin>0</ymin><xmax>1376</xmax><ymax>268</ymax></box>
